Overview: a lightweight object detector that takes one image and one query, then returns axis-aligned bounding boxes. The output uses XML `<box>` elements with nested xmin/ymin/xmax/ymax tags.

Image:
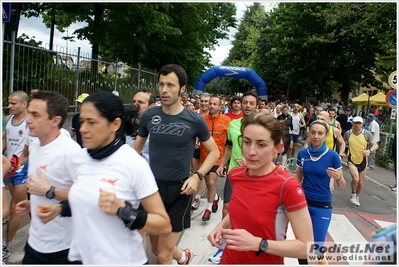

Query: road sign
<box><xmin>386</xmin><ymin>90</ymin><xmax>397</xmax><ymax>109</ymax></box>
<box><xmin>388</xmin><ymin>71</ymin><xmax>397</xmax><ymax>89</ymax></box>
<box><xmin>2</xmin><ymin>2</ymin><xmax>10</xmax><ymax>23</ymax></box>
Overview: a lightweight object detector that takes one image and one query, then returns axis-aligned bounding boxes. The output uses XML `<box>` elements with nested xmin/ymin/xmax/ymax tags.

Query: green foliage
<box><xmin>19</xmin><ymin>3</ymin><xmax>237</xmax><ymax>89</ymax></box>
<box><xmin>377</xmin><ymin>137</ymin><xmax>394</xmax><ymax>169</ymax></box>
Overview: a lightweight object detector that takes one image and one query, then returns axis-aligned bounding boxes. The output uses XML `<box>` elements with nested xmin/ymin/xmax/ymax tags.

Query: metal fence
<box><xmin>2</xmin><ymin>34</ymin><xmax>159</xmax><ymax>111</ymax></box>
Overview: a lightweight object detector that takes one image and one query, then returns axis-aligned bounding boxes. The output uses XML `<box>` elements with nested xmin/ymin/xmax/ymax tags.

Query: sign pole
<box><xmin>386</xmin><ymin>71</ymin><xmax>397</xmax><ymax>148</ymax></box>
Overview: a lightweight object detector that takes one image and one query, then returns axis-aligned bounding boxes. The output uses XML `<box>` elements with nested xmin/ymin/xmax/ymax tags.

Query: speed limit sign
<box><xmin>389</xmin><ymin>71</ymin><xmax>397</xmax><ymax>89</ymax></box>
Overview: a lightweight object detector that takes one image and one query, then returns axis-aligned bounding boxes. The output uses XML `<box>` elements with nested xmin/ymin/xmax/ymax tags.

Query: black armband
<box><xmin>117</xmin><ymin>201</ymin><xmax>148</xmax><ymax>230</ymax></box>
<box><xmin>59</xmin><ymin>200</ymin><xmax>71</xmax><ymax>217</ymax></box>
<box><xmin>225</xmin><ymin>139</ymin><xmax>233</xmax><ymax>146</ymax></box>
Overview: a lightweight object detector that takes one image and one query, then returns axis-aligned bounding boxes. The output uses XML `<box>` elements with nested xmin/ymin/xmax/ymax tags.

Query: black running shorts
<box><xmin>156</xmin><ymin>179</ymin><xmax>192</xmax><ymax>232</ymax></box>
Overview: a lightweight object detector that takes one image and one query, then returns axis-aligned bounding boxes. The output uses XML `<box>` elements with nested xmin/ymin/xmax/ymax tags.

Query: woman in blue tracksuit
<box><xmin>295</xmin><ymin>117</ymin><xmax>346</xmax><ymax>264</ymax></box>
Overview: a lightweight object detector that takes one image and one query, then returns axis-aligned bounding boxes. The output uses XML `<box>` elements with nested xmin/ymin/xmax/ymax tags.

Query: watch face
<box><xmin>46</xmin><ymin>191</ymin><xmax>54</xmax><ymax>199</ymax></box>
<box><xmin>260</xmin><ymin>239</ymin><xmax>268</xmax><ymax>252</ymax></box>
<box><xmin>118</xmin><ymin>208</ymin><xmax>137</xmax><ymax>221</ymax></box>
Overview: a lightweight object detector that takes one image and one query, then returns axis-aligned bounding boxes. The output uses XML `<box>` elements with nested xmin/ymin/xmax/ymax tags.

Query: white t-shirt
<box><xmin>66</xmin><ymin>144</ymin><xmax>158</xmax><ymax>264</ymax></box>
<box><xmin>368</xmin><ymin>120</ymin><xmax>380</xmax><ymax>143</ymax></box>
<box><xmin>6</xmin><ymin>115</ymin><xmax>29</xmax><ymax>172</ymax></box>
<box><xmin>126</xmin><ymin>135</ymin><xmax>150</xmax><ymax>164</ymax></box>
<box><xmin>291</xmin><ymin>112</ymin><xmax>301</xmax><ymax>135</ymax></box>
<box><xmin>27</xmin><ymin>134</ymin><xmax>81</xmax><ymax>253</ymax></box>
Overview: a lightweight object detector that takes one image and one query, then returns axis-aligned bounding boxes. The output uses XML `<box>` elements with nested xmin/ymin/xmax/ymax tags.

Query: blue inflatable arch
<box><xmin>192</xmin><ymin>66</ymin><xmax>268</xmax><ymax>100</ymax></box>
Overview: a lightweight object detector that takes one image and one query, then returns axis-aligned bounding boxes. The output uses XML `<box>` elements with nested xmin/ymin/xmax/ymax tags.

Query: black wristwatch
<box><xmin>256</xmin><ymin>238</ymin><xmax>268</xmax><ymax>256</ymax></box>
<box><xmin>195</xmin><ymin>171</ymin><xmax>204</xmax><ymax>180</ymax></box>
<box><xmin>117</xmin><ymin>201</ymin><xmax>138</xmax><ymax>227</ymax></box>
<box><xmin>45</xmin><ymin>186</ymin><xmax>55</xmax><ymax>199</ymax></box>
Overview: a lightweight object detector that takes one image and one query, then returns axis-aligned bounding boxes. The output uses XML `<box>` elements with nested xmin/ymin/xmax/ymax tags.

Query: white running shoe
<box><xmin>355</xmin><ymin>197</ymin><xmax>360</xmax><ymax>206</ymax></box>
<box><xmin>191</xmin><ymin>199</ymin><xmax>200</xmax><ymax>210</ymax></box>
<box><xmin>208</xmin><ymin>247</ymin><xmax>224</xmax><ymax>264</ymax></box>
<box><xmin>350</xmin><ymin>194</ymin><xmax>357</xmax><ymax>205</ymax></box>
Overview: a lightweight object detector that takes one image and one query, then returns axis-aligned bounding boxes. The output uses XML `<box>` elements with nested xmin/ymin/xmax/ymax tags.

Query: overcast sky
<box><xmin>17</xmin><ymin>2</ymin><xmax>262</xmax><ymax>66</ymax></box>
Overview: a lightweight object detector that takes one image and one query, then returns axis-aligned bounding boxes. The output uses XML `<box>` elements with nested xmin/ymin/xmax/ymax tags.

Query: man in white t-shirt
<box><xmin>3</xmin><ymin>91</ymin><xmax>29</xmax><ymax>260</ymax></box>
<box><xmin>15</xmin><ymin>91</ymin><xmax>81</xmax><ymax>264</ymax></box>
<box><xmin>366</xmin><ymin>113</ymin><xmax>380</xmax><ymax>170</ymax></box>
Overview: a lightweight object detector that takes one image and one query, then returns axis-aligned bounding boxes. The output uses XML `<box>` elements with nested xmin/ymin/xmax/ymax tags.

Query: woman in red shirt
<box><xmin>208</xmin><ymin>113</ymin><xmax>313</xmax><ymax>264</ymax></box>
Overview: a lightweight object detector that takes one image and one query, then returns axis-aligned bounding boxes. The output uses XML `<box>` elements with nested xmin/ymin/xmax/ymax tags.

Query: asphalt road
<box><xmin>2</xmin><ymin>141</ymin><xmax>397</xmax><ymax>265</ymax></box>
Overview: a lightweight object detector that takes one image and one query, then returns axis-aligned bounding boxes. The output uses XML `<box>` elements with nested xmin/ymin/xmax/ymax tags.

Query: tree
<box><xmin>259</xmin><ymin>2</ymin><xmax>396</xmax><ymax>103</ymax></box>
<box><xmin>19</xmin><ymin>3</ymin><xmax>237</xmax><ymax>88</ymax></box>
<box><xmin>222</xmin><ymin>3</ymin><xmax>269</xmax><ymax>94</ymax></box>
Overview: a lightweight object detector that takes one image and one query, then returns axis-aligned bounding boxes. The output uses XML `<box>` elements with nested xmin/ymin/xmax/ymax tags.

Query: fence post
<box><xmin>113</xmin><ymin>58</ymin><xmax>119</xmax><ymax>92</ymax></box>
<box><xmin>138</xmin><ymin>64</ymin><xmax>141</xmax><ymax>90</ymax></box>
<box><xmin>9</xmin><ymin>30</ymin><xmax>16</xmax><ymax>93</ymax></box>
<box><xmin>74</xmin><ymin>47</ymin><xmax>81</xmax><ymax>112</ymax></box>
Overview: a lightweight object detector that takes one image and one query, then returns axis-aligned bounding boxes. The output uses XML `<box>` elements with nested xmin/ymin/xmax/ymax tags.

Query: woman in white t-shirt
<box><xmin>36</xmin><ymin>91</ymin><xmax>171</xmax><ymax>265</ymax></box>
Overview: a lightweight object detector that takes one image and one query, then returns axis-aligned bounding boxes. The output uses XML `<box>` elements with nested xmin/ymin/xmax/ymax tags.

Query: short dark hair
<box><xmin>229</xmin><ymin>96</ymin><xmax>241</xmax><ymax>106</ymax></box>
<box><xmin>242</xmin><ymin>91</ymin><xmax>259</xmax><ymax>104</ymax></box>
<box><xmin>159</xmin><ymin>64</ymin><xmax>188</xmax><ymax>88</ymax></box>
<box><xmin>138</xmin><ymin>88</ymin><xmax>156</xmax><ymax>105</ymax></box>
<box><xmin>31</xmin><ymin>91</ymin><xmax>68</xmax><ymax>128</ymax></box>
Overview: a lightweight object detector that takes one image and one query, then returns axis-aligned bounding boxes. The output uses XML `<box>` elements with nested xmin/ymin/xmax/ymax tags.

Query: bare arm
<box><xmin>27</xmin><ymin>168</ymin><xmax>69</xmax><ymax>201</ymax></box>
<box><xmin>218</xmin><ymin>208</ymin><xmax>313</xmax><ymax>259</ymax></box>
<box><xmin>98</xmin><ymin>189</ymin><xmax>171</xmax><ymax>235</ymax></box>
<box><xmin>299</xmin><ymin>114</ymin><xmax>306</xmax><ymax>128</ymax></box>
<box><xmin>334</xmin><ymin>128</ymin><xmax>346</xmax><ymax>158</ymax></box>
<box><xmin>295</xmin><ymin>167</ymin><xmax>303</xmax><ymax>183</ymax></box>
<box><xmin>181</xmin><ymin>137</ymin><xmax>219</xmax><ymax>195</ymax></box>
<box><xmin>18</xmin><ymin>144</ymin><xmax>29</xmax><ymax>167</ymax></box>
<box><xmin>132</xmin><ymin>135</ymin><xmax>147</xmax><ymax>155</ymax></box>
<box><xmin>336</xmin><ymin>120</ymin><xmax>342</xmax><ymax>133</ymax></box>
<box><xmin>265</xmin><ymin>207</ymin><xmax>313</xmax><ymax>259</ymax></box>
<box><xmin>216</xmin><ymin>144</ymin><xmax>232</xmax><ymax>176</ymax></box>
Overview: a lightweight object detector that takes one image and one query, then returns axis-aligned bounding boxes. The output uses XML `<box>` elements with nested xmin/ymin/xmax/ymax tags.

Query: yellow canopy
<box><xmin>351</xmin><ymin>93</ymin><xmax>370</xmax><ymax>105</ymax></box>
<box><xmin>369</xmin><ymin>91</ymin><xmax>387</xmax><ymax>106</ymax></box>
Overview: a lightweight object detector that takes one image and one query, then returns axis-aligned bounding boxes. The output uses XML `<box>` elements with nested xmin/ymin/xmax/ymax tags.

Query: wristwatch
<box><xmin>117</xmin><ymin>201</ymin><xmax>138</xmax><ymax>225</ymax></box>
<box><xmin>195</xmin><ymin>171</ymin><xmax>204</xmax><ymax>180</ymax></box>
<box><xmin>45</xmin><ymin>186</ymin><xmax>55</xmax><ymax>199</ymax></box>
<box><xmin>256</xmin><ymin>238</ymin><xmax>268</xmax><ymax>256</ymax></box>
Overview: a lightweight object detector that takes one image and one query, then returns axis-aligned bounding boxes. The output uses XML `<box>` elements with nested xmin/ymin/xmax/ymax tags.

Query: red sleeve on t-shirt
<box><xmin>281</xmin><ymin>177</ymin><xmax>308</xmax><ymax>212</ymax></box>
